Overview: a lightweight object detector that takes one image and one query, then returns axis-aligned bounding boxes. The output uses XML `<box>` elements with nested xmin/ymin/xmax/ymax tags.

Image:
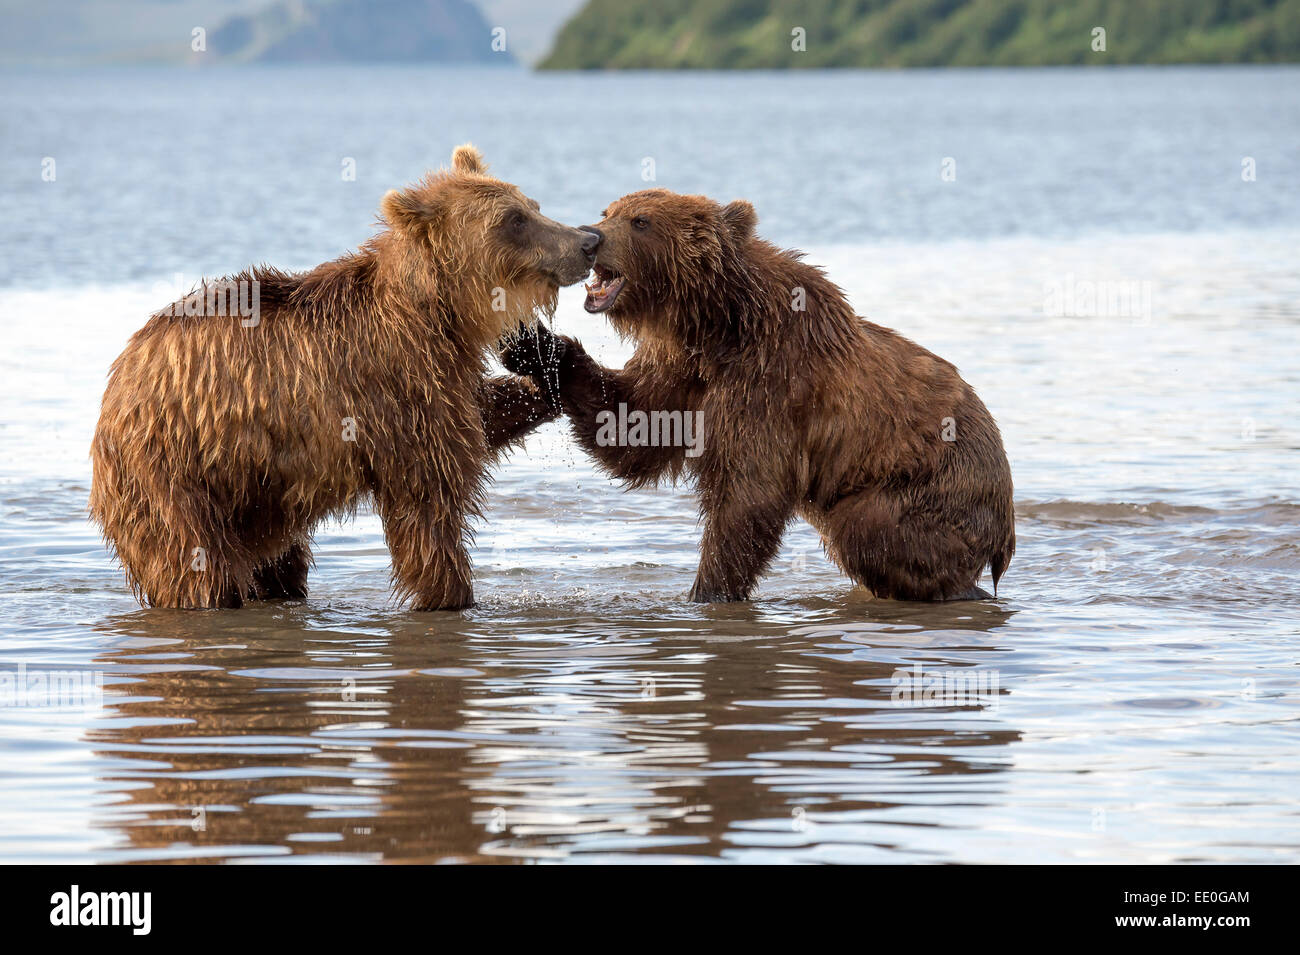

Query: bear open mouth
<box><xmin>584</xmin><ymin>264</ymin><xmax>626</xmax><ymax>313</ymax></box>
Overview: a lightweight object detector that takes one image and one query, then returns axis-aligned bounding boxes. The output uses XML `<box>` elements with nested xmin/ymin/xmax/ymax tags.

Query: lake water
<box><xmin>0</xmin><ymin>65</ymin><xmax>1297</xmax><ymax>863</ymax></box>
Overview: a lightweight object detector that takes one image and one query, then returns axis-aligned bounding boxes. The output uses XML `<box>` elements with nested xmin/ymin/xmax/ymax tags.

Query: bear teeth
<box><xmin>585</xmin><ymin>275</ymin><xmax>619</xmax><ymax>294</ymax></box>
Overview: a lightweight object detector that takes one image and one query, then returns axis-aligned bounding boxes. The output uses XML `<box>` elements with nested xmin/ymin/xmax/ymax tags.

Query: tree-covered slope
<box><xmin>539</xmin><ymin>0</ymin><xmax>1300</xmax><ymax>69</ymax></box>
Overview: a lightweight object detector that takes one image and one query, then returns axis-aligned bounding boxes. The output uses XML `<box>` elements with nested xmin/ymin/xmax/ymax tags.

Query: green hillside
<box><xmin>539</xmin><ymin>0</ymin><xmax>1300</xmax><ymax>69</ymax></box>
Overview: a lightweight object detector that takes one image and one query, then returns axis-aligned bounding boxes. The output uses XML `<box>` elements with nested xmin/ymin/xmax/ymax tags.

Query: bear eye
<box><xmin>632</xmin><ymin>215</ymin><xmax>650</xmax><ymax>231</ymax></box>
<box><xmin>510</xmin><ymin>211</ymin><xmax>528</xmax><ymax>231</ymax></box>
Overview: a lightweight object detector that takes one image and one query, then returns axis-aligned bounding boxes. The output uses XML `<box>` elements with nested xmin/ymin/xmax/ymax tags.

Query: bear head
<box><xmin>380</xmin><ymin>145</ymin><xmax>598</xmax><ymax>336</ymax></box>
<box><xmin>581</xmin><ymin>189</ymin><xmax>758</xmax><ymax>345</ymax></box>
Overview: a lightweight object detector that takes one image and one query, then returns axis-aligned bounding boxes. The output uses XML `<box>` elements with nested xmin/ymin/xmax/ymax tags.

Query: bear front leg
<box><xmin>479</xmin><ymin>374</ymin><xmax>560</xmax><ymax>456</ymax></box>
<box><xmin>375</xmin><ymin>493</ymin><xmax>475</xmax><ymax>611</ymax></box>
<box><xmin>503</xmin><ymin>326</ymin><xmax>693</xmax><ymax>486</ymax></box>
<box><xmin>689</xmin><ymin>482</ymin><xmax>795</xmax><ymax>603</ymax></box>
<box><xmin>565</xmin><ymin>356</ymin><xmax>692</xmax><ymax>485</ymax></box>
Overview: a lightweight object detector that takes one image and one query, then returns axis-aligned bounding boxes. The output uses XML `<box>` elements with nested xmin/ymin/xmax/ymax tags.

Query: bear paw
<box><xmin>499</xmin><ymin>321</ymin><xmax>566</xmax><ymax>377</ymax></box>
<box><xmin>498</xmin><ymin>321</ymin><xmax>571</xmax><ymax>410</ymax></box>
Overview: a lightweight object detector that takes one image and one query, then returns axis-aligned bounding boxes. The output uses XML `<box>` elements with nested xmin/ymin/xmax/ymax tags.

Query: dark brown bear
<box><xmin>90</xmin><ymin>145</ymin><xmax>593</xmax><ymax>610</ymax></box>
<box><xmin>502</xmin><ymin>189</ymin><xmax>1014</xmax><ymax>602</ymax></box>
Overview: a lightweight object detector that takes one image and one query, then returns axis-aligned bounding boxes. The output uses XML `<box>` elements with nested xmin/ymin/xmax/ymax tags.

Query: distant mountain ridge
<box><xmin>210</xmin><ymin>0</ymin><xmax>512</xmax><ymax>63</ymax></box>
<box><xmin>0</xmin><ymin>0</ymin><xmax>587</xmax><ymax>67</ymax></box>
<box><xmin>540</xmin><ymin>0</ymin><xmax>1300</xmax><ymax>69</ymax></box>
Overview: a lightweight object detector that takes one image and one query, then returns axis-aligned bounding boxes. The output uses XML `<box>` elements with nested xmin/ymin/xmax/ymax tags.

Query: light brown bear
<box><xmin>502</xmin><ymin>189</ymin><xmax>1015</xmax><ymax>602</ymax></box>
<box><xmin>90</xmin><ymin>145</ymin><xmax>595</xmax><ymax>610</ymax></box>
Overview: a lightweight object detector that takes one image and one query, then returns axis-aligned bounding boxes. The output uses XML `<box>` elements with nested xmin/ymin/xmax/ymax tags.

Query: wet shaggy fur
<box><xmin>503</xmin><ymin>189</ymin><xmax>1015</xmax><ymax>602</ymax></box>
<box><xmin>90</xmin><ymin>145</ymin><xmax>589</xmax><ymax>610</ymax></box>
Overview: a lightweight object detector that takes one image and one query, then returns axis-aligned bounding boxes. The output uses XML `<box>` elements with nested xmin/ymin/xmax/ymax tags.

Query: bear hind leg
<box><xmin>248</xmin><ymin>541</ymin><xmax>311</xmax><ymax>601</ymax></box>
<box><xmin>133</xmin><ymin>535</ymin><xmax>248</xmax><ymax>609</ymax></box>
<box><xmin>819</xmin><ymin>491</ymin><xmax>989</xmax><ymax>602</ymax></box>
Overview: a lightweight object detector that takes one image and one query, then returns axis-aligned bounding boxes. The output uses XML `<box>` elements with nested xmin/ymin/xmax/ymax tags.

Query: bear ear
<box><xmin>720</xmin><ymin>199</ymin><xmax>757</xmax><ymax>242</ymax></box>
<box><xmin>382</xmin><ymin>188</ymin><xmax>437</xmax><ymax>232</ymax></box>
<box><xmin>451</xmin><ymin>143</ymin><xmax>487</xmax><ymax>175</ymax></box>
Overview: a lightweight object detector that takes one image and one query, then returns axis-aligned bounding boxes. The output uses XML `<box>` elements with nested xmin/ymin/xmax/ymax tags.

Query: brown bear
<box><xmin>90</xmin><ymin>145</ymin><xmax>595</xmax><ymax>610</ymax></box>
<box><xmin>501</xmin><ymin>189</ymin><xmax>1015</xmax><ymax>602</ymax></box>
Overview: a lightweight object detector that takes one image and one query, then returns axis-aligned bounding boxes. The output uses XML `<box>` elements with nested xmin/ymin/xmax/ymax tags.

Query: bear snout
<box><xmin>578</xmin><ymin>226</ymin><xmax>603</xmax><ymax>259</ymax></box>
<box><xmin>554</xmin><ymin>229</ymin><xmax>598</xmax><ymax>285</ymax></box>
